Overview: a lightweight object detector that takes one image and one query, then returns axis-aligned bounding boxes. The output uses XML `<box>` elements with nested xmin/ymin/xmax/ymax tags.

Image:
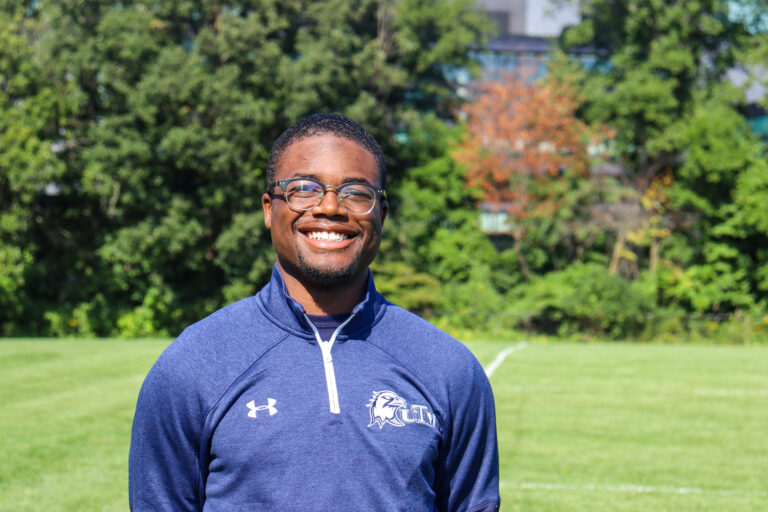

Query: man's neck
<box><xmin>276</xmin><ymin>263</ymin><xmax>368</xmax><ymax>315</ymax></box>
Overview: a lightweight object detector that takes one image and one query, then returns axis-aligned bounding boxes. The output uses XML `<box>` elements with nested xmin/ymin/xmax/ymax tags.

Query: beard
<box><xmin>294</xmin><ymin>250</ymin><xmax>363</xmax><ymax>287</ymax></box>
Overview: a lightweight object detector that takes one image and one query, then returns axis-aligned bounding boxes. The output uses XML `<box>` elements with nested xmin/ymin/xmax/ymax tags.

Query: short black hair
<box><xmin>266</xmin><ymin>113</ymin><xmax>387</xmax><ymax>188</ymax></box>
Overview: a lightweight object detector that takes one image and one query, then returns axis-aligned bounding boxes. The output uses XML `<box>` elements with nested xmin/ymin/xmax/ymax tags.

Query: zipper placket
<box><xmin>304</xmin><ymin>313</ymin><xmax>356</xmax><ymax>414</ymax></box>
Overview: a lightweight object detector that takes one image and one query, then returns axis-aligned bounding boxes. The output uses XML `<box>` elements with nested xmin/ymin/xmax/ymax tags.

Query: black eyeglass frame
<box><xmin>268</xmin><ymin>177</ymin><xmax>387</xmax><ymax>215</ymax></box>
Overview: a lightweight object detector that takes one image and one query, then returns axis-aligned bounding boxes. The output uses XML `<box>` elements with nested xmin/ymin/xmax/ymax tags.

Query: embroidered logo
<box><xmin>246</xmin><ymin>398</ymin><xmax>277</xmax><ymax>418</ymax></box>
<box><xmin>366</xmin><ymin>390</ymin><xmax>435</xmax><ymax>429</ymax></box>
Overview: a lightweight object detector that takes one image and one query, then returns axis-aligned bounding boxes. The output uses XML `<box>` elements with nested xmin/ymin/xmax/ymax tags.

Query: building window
<box><xmin>487</xmin><ymin>10</ymin><xmax>510</xmax><ymax>37</ymax></box>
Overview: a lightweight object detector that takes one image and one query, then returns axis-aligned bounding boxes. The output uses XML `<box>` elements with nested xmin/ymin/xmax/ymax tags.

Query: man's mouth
<box><xmin>304</xmin><ymin>230</ymin><xmax>351</xmax><ymax>242</ymax></box>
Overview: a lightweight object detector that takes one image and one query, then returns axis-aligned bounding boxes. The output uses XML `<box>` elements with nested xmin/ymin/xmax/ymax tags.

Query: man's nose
<box><xmin>312</xmin><ymin>188</ymin><xmax>345</xmax><ymax>216</ymax></box>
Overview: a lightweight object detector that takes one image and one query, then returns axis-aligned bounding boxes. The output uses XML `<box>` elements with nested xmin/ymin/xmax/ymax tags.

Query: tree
<box><xmin>453</xmin><ymin>70</ymin><xmax>611</xmax><ymax>279</ymax></box>
<box><xmin>373</xmin><ymin>114</ymin><xmax>501</xmax><ymax>319</ymax></box>
<box><xmin>556</xmin><ymin>0</ymin><xmax>768</xmax><ymax>313</ymax></box>
<box><xmin>0</xmin><ymin>7</ymin><xmax>73</xmax><ymax>334</ymax></box>
<box><xmin>0</xmin><ymin>0</ymin><xmax>490</xmax><ymax>335</ymax></box>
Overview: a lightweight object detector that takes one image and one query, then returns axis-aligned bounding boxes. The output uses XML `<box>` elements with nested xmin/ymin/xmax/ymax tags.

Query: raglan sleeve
<box><xmin>129</xmin><ymin>346</ymin><xmax>205</xmax><ymax>511</ymax></box>
<box><xmin>434</xmin><ymin>355</ymin><xmax>500</xmax><ymax>512</ymax></box>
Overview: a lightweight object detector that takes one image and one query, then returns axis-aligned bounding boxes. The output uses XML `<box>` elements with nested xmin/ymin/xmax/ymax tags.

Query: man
<box><xmin>129</xmin><ymin>113</ymin><xmax>500</xmax><ymax>511</ymax></box>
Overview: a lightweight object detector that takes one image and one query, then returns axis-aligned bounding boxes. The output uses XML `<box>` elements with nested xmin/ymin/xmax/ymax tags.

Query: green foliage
<box><xmin>0</xmin><ymin>245</ymin><xmax>32</xmax><ymax>334</ymax></box>
<box><xmin>660</xmin><ymin>244</ymin><xmax>757</xmax><ymax>313</ymax></box>
<box><xmin>44</xmin><ymin>297</ymin><xmax>111</xmax><ymax>338</ymax></box>
<box><xmin>0</xmin><ymin>0</ymin><xmax>488</xmax><ymax>336</ymax></box>
<box><xmin>3</xmin><ymin>0</ymin><xmax>767</xmax><ymax>341</ymax></box>
<box><xmin>116</xmin><ymin>287</ymin><xmax>174</xmax><ymax>338</ymax></box>
<box><xmin>429</xmin><ymin>265</ymin><xmax>515</xmax><ymax>337</ymax></box>
<box><xmin>562</xmin><ymin>0</ymin><xmax>753</xmax><ymax>164</ymax></box>
<box><xmin>512</xmin><ymin>171</ymin><xmax>635</xmax><ymax>274</ymax></box>
<box><xmin>509</xmin><ymin>263</ymin><xmax>656</xmax><ymax>339</ymax></box>
<box><xmin>371</xmin><ymin>261</ymin><xmax>442</xmax><ymax>314</ymax></box>
<box><xmin>214</xmin><ymin>211</ymin><xmax>273</xmax><ymax>304</ymax></box>
<box><xmin>373</xmin><ymin>114</ymin><xmax>504</xmax><ymax>321</ymax></box>
<box><xmin>0</xmin><ymin>10</ymin><xmax>70</xmax><ymax>334</ymax></box>
<box><xmin>553</xmin><ymin>0</ymin><xmax>768</xmax><ymax>323</ymax></box>
<box><xmin>734</xmin><ymin>154</ymin><xmax>768</xmax><ymax>234</ymax></box>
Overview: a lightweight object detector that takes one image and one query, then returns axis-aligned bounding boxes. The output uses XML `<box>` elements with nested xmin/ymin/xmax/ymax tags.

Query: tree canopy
<box><xmin>552</xmin><ymin>0</ymin><xmax>768</xmax><ymax>315</ymax></box>
<box><xmin>0</xmin><ymin>0</ymin><xmax>488</xmax><ymax>336</ymax></box>
<box><xmin>2</xmin><ymin>0</ymin><xmax>767</xmax><ymax>341</ymax></box>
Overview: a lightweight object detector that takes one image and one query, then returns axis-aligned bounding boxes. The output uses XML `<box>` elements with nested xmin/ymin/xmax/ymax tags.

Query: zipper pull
<box><xmin>319</xmin><ymin>341</ymin><xmax>333</xmax><ymax>363</ymax></box>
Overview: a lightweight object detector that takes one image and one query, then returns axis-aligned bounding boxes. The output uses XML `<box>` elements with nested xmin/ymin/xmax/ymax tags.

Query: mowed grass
<box><xmin>0</xmin><ymin>339</ymin><xmax>168</xmax><ymax>512</ymax></box>
<box><xmin>1</xmin><ymin>339</ymin><xmax>767</xmax><ymax>511</ymax></box>
<box><xmin>471</xmin><ymin>341</ymin><xmax>768</xmax><ymax>511</ymax></box>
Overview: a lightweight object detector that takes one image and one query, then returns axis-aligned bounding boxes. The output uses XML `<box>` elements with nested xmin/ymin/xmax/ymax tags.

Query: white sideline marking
<box><xmin>484</xmin><ymin>342</ymin><xmax>529</xmax><ymax>378</ymax></box>
<box><xmin>505</xmin><ymin>482</ymin><xmax>767</xmax><ymax>496</ymax></box>
<box><xmin>495</xmin><ymin>385</ymin><xmax>768</xmax><ymax>397</ymax></box>
<box><xmin>694</xmin><ymin>388</ymin><xmax>768</xmax><ymax>397</ymax></box>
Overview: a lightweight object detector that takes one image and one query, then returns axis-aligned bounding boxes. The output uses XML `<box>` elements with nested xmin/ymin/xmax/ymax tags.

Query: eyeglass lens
<box><xmin>283</xmin><ymin>179</ymin><xmax>377</xmax><ymax>214</ymax></box>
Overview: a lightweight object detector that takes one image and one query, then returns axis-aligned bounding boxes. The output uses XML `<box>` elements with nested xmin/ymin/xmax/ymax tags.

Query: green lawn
<box><xmin>473</xmin><ymin>341</ymin><xmax>768</xmax><ymax>511</ymax></box>
<box><xmin>1</xmin><ymin>339</ymin><xmax>766</xmax><ymax>511</ymax></box>
<box><xmin>0</xmin><ymin>340</ymin><xmax>168</xmax><ymax>512</ymax></box>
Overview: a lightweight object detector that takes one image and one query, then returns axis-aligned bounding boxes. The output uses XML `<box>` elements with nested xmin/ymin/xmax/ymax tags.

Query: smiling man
<box><xmin>129</xmin><ymin>113</ymin><xmax>500</xmax><ymax>511</ymax></box>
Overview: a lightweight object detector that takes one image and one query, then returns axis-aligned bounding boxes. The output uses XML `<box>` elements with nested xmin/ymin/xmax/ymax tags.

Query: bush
<box><xmin>510</xmin><ymin>263</ymin><xmax>656</xmax><ymax>339</ymax></box>
<box><xmin>43</xmin><ymin>295</ymin><xmax>112</xmax><ymax>337</ymax></box>
<box><xmin>372</xmin><ymin>262</ymin><xmax>443</xmax><ymax>315</ymax></box>
<box><xmin>640</xmin><ymin>310</ymin><xmax>768</xmax><ymax>345</ymax></box>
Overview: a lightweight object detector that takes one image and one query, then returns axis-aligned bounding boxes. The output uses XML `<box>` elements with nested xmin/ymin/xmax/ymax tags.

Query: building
<box><xmin>474</xmin><ymin>0</ymin><xmax>580</xmax><ymax>81</ymax></box>
<box><xmin>479</xmin><ymin>0</ymin><xmax>580</xmax><ymax>38</ymax></box>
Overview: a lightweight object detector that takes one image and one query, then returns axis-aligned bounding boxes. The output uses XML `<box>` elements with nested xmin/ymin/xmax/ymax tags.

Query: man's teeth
<box><xmin>307</xmin><ymin>231</ymin><xmax>349</xmax><ymax>241</ymax></box>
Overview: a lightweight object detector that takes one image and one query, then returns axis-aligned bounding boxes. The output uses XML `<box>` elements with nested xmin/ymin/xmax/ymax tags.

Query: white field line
<box><xmin>504</xmin><ymin>481</ymin><xmax>768</xmax><ymax>496</ymax></box>
<box><xmin>693</xmin><ymin>388</ymin><xmax>768</xmax><ymax>397</ymax></box>
<box><xmin>495</xmin><ymin>385</ymin><xmax>768</xmax><ymax>397</ymax></box>
<box><xmin>484</xmin><ymin>341</ymin><xmax>529</xmax><ymax>378</ymax></box>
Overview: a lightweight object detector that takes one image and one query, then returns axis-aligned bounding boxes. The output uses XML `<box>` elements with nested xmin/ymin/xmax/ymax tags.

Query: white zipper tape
<box><xmin>304</xmin><ymin>313</ymin><xmax>356</xmax><ymax>415</ymax></box>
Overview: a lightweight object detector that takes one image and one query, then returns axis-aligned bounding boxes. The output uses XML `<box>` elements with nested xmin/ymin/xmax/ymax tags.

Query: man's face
<box><xmin>262</xmin><ymin>134</ymin><xmax>388</xmax><ymax>288</ymax></box>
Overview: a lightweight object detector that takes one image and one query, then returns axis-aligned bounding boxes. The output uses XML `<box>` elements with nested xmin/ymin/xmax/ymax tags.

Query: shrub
<box><xmin>510</xmin><ymin>263</ymin><xmax>656</xmax><ymax>339</ymax></box>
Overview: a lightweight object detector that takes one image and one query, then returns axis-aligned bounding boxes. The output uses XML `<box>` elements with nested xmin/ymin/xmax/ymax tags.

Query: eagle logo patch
<box><xmin>367</xmin><ymin>390</ymin><xmax>436</xmax><ymax>429</ymax></box>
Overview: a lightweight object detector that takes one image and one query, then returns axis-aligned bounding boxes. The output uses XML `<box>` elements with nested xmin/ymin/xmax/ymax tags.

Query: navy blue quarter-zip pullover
<box><xmin>129</xmin><ymin>265</ymin><xmax>500</xmax><ymax>511</ymax></box>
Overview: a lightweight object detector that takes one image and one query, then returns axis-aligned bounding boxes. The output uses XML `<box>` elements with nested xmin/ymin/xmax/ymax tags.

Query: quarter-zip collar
<box><xmin>255</xmin><ymin>264</ymin><xmax>386</xmax><ymax>341</ymax></box>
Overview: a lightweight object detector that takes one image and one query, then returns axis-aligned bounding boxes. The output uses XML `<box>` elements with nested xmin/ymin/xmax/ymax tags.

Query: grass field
<box><xmin>1</xmin><ymin>339</ymin><xmax>766</xmax><ymax>511</ymax></box>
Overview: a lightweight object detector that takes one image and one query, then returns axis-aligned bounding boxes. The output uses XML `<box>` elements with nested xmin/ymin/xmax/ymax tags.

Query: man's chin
<box><xmin>295</xmin><ymin>257</ymin><xmax>361</xmax><ymax>288</ymax></box>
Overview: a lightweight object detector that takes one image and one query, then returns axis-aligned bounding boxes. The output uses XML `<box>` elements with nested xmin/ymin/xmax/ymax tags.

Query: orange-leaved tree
<box><xmin>454</xmin><ymin>70</ymin><xmax>611</xmax><ymax>278</ymax></box>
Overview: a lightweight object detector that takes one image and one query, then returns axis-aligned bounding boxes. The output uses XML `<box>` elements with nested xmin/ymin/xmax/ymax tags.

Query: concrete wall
<box><xmin>476</xmin><ymin>0</ymin><xmax>580</xmax><ymax>37</ymax></box>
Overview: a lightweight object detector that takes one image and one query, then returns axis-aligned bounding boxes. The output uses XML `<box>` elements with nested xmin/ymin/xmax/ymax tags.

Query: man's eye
<box><xmin>341</xmin><ymin>186</ymin><xmax>374</xmax><ymax>201</ymax></box>
<box><xmin>288</xmin><ymin>182</ymin><xmax>321</xmax><ymax>194</ymax></box>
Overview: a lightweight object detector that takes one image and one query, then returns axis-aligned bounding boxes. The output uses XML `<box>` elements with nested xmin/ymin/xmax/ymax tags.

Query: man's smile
<box><xmin>297</xmin><ymin>225</ymin><xmax>360</xmax><ymax>250</ymax></box>
<box><xmin>304</xmin><ymin>230</ymin><xmax>351</xmax><ymax>241</ymax></box>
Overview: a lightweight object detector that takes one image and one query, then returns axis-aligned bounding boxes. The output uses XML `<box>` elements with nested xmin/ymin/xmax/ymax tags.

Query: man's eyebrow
<box><xmin>293</xmin><ymin>172</ymin><xmax>375</xmax><ymax>186</ymax></box>
<box><xmin>340</xmin><ymin>176</ymin><xmax>375</xmax><ymax>185</ymax></box>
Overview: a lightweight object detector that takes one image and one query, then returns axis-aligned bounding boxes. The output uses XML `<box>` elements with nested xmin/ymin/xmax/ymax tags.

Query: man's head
<box><xmin>262</xmin><ymin>114</ymin><xmax>388</xmax><ymax>289</ymax></box>
<box><xmin>266</xmin><ymin>113</ymin><xmax>387</xmax><ymax>188</ymax></box>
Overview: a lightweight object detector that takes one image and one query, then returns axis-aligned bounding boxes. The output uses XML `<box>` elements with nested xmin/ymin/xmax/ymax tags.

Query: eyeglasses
<box><xmin>269</xmin><ymin>177</ymin><xmax>387</xmax><ymax>215</ymax></box>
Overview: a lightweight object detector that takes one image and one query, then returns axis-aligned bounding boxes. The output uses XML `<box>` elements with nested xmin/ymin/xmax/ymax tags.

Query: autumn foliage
<box><xmin>454</xmin><ymin>72</ymin><xmax>607</xmax><ymax>219</ymax></box>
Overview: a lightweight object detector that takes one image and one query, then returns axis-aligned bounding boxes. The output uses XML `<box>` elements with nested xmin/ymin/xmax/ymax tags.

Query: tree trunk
<box><xmin>609</xmin><ymin>231</ymin><xmax>626</xmax><ymax>275</ymax></box>
<box><xmin>650</xmin><ymin>236</ymin><xmax>659</xmax><ymax>273</ymax></box>
<box><xmin>513</xmin><ymin>233</ymin><xmax>531</xmax><ymax>281</ymax></box>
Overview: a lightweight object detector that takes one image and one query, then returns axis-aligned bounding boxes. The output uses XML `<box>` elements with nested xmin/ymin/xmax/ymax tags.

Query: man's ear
<box><xmin>379</xmin><ymin>200</ymin><xmax>389</xmax><ymax>225</ymax></box>
<box><xmin>262</xmin><ymin>193</ymin><xmax>272</xmax><ymax>229</ymax></box>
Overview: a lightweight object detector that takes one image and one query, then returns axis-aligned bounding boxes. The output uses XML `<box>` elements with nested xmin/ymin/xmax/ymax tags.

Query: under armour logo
<box><xmin>246</xmin><ymin>398</ymin><xmax>277</xmax><ymax>418</ymax></box>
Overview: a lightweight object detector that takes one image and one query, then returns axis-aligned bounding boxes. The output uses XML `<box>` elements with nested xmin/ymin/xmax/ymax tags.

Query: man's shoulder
<box><xmin>377</xmin><ymin>303</ymin><xmax>454</xmax><ymax>343</ymax></box>
<box><xmin>177</xmin><ymin>296</ymin><xmax>261</xmax><ymax>342</ymax></box>
<box><xmin>375</xmin><ymin>302</ymin><xmax>485</xmax><ymax>378</ymax></box>
<box><xmin>148</xmin><ymin>296</ymin><xmax>282</xmax><ymax>386</ymax></box>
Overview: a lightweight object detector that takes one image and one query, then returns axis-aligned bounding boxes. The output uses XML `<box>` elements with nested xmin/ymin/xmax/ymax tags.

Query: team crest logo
<box><xmin>367</xmin><ymin>390</ymin><xmax>436</xmax><ymax>429</ymax></box>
